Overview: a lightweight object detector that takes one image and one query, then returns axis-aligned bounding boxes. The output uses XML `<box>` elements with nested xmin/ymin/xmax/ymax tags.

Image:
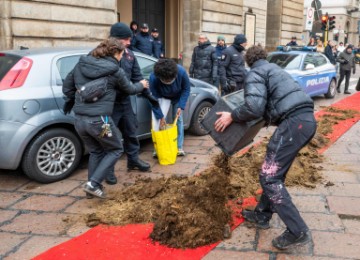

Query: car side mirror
<box><xmin>305</xmin><ymin>64</ymin><xmax>315</xmax><ymax>70</ymax></box>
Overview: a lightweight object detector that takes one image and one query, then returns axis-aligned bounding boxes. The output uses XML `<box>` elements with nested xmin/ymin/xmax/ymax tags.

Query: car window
<box><xmin>302</xmin><ymin>54</ymin><xmax>315</xmax><ymax>70</ymax></box>
<box><xmin>56</xmin><ymin>55</ymin><xmax>82</xmax><ymax>82</ymax></box>
<box><xmin>267</xmin><ymin>54</ymin><xmax>301</xmax><ymax>70</ymax></box>
<box><xmin>136</xmin><ymin>56</ymin><xmax>155</xmax><ymax>79</ymax></box>
<box><xmin>0</xmin><ymin>54</ymin><xmax>21</xmax><ymax>81</ymax></box>
<box><xmin>313</xmin><ymin>54</ymin><xmax>328</xmax><ymax>67</ymax></box>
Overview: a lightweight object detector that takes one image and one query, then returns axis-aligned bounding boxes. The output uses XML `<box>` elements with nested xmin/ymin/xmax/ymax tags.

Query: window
<box><xmin>313</xmin><ymin>54</ymin><xmax>327</xmax><ymax>67</ymax></box>
<box><xmin>267</xmin><ymin>54</ymin><xmax>301</xmax><ymax>70</ymax></box>
<box><xmin>0</xmin><ymin>55</ymin><xmax>21</xmax><ymax>81</ymax></box>
<box><xmin>136</xmin><ymin>56</ymin><xmax>155</xmax><ymax>79</ymax></box>
<box><xmin>56</xmin><ymin>55</ymin><xmax>82</xmax><ymax>83</ymax></box>
<box><xmin>302</xmin><ymin>54</ymin><xmax>315</xmax><ymax>70</ymax></box>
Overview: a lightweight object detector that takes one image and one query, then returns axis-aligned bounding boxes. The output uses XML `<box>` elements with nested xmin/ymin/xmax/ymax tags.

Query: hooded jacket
<box><xmin>337</xmin><ymin>48</ymin><xmax>355</xmax><ymax>72</ymax></box>
<box><xmin>131</xmin><ymin>32</ymin><xmax>154</xmax><ymax>56</ymax></box>
<box><xmin>63</xmin><ymin>55</ymin><xmax>144</xmax><ymax>116</ymax></box>
<box><xmin>231</xmin><ymin>59</ymin><xmax>314</xmax><ymax>126</ymax></box>
<box><xmin>189</xmin><ymin>40</ymin><xmax>218</xmax><ymax>84</ymax></box>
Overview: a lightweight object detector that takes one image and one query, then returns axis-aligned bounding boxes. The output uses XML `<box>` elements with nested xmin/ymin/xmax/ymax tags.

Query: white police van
<box><xmin>267</xmin><ymin>46</ymin><xmax>337</xmax><ymax>99</ymax></box>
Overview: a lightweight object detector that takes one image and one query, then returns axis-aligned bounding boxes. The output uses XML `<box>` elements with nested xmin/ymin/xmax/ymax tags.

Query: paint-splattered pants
<box><xmin>256</xmin><ymin>112</ymin><xmax>317</xmax><ymax>237</ymax></box>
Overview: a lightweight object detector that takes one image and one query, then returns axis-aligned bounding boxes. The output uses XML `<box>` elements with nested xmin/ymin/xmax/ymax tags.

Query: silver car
<box><xmin>0</xmin><ymin>47</ymin><xmax>219</xmax><ymax>183</ymax></box>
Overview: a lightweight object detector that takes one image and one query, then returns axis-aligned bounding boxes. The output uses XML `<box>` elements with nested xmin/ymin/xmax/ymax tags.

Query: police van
<box><xmin>267</xmin><ymin>46</ymin><xmax>337</xmax><ymax>99</ymax></box>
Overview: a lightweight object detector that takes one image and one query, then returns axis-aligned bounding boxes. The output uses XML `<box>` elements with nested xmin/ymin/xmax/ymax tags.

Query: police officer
<box><xmin>131</xmin><ymin>23</ymin><xmax>154</xmax><ymax>56</ymax></box>
<box><xmin>106</xmin><ymin>22</ymin><xmax>157</xmax><ymax>185</ymax></box>
<box><xmin>151</xmin><ymin>28</ymin><xmax>165</xmax><ymax>58</ymax></box>
<box><xmin>189</xmin><ymin>34</ymin><xmax>218</xmax><ymax>85</ymax></box>
<box><xmin>219</xmin><ymin>34</ymin><xmax>248</xmax><ymax>95</ymax></box>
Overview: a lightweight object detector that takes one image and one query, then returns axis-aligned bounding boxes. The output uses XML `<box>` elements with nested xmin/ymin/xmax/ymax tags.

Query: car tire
<box><xmin>22</xmin><ymin>128</ymin><xmax>83</xmax><ymax>183</ymax></box>
<box><xmin>188</xmin><ymin>101</ymin><xmax>213</xmax><ymax>136</ymax></box>
<box><xmin>324</xmin><ymin>79</ymin><xmax>336</xmax><ymax>99</ymax></box>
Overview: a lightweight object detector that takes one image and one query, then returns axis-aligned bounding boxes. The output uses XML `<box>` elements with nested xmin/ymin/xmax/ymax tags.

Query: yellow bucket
<box><xmin>151</xmin><ymin>117</ymin><xmax>178</xmax><ymax>165</ymax></box>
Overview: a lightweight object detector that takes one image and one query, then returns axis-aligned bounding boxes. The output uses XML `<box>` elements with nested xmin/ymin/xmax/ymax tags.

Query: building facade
<box><xmin>303</xmin><ymin>0</ymin><xmax>360</xmax><ymax>45</ymax></box>
<box><xmin>1</xmin><ymin>0</ymin><xmax>306</xmax><ymax>67</ymax></box>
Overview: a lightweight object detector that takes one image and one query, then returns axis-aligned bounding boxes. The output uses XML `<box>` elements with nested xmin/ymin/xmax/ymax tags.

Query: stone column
<box><xmin>0</xmin><ymin>0</ymin><xmax>12</xmax><ymax>50</ymax></box>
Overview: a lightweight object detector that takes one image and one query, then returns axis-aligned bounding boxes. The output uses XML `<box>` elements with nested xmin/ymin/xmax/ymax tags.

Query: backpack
<box><xmin>77</xmin><ymin>77</ymin><xmax>108</xmax><ymax>103</ymax></box>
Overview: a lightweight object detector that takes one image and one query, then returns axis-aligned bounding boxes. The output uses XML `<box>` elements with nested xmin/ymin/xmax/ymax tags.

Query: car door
<box><xmin>134</xmin><ymin>55</ymin><xmax>156</xmax><ymax>138</ymax></box>
<box><xmin>312</xmin><ymin>53</ymin><xmax>332</xmax><ymax>95</ymax></box>
<box><xmin>51</xmin><ymin>53</ymin><xmax>85</xmax><ymax>112</ymax></box>
<box><xmin>301</xmin><ymin>53</ymin><xmax>321</xmax><ymax>96</ymax></box>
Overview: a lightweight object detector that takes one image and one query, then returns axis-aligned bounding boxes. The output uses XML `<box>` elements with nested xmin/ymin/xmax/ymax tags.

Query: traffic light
<box><xmin>321</xmin><ymin>14</ymin><xmax>328</xmax><ymax>31</ymax></box>
<box><xmin>329</xmin><ymin>16</ymin><xmax>336</xmax><ymax>31</ymax></box>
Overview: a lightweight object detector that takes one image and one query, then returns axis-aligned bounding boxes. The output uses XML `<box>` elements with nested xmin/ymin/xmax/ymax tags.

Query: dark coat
<box><xmin>131</xmin><ymin>32</ymin><xmax>154</xmax><ymax>56</ymax></box>
<box><xmin>215</xmin><ymin>44</ymin><xmax>227</xmax><ymax>59</ymax></box>
<box><xmin>152</xmin><ymin>37</ymin><xmax>165</xmax><ymax>58</ymax></box>
<box><xmin>231</xmin><ymin>59</ymin><xmax>314</xmax><ymax>126</ymax></box>
<box><xmin>189</xmin><ymin>40</ymin><xmax>218</xmax><ymax>84</ymax></box>
<box><xmin>324</xmin><ymin>45</ymin><xmax>336</xmax><ymax>65</ymax></box>
<box><xmin>219</xmin><ymin>44</ymin><xmax>247</xmax><ymax>91</ymax></box>
<box><xmin>63</xmin><ymin>55</ymin><xmax>144</xmax><ymax>116</ymax></box>
<box><xmin>337</xmin><ymin>49</ymin><xmax>356</xmax><ymax>72</ymax></box>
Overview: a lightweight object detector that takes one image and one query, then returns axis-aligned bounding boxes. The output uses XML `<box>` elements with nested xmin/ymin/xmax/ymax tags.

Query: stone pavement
<box><xmin>1</xmin><ymin>117</ymin><xmax>360</xmax><ymax>259</ymax></box>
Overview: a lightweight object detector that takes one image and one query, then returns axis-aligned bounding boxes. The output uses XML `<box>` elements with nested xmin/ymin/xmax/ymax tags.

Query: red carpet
<box><xmin>34</xmin><ymin>92</ymin><xmax>360</xmax><ymax>260</ymax></box>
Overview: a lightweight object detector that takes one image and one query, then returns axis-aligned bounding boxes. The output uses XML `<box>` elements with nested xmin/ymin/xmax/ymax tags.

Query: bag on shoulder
<box><xmin>77</xmin><ymin>77</ymin><xmax>108</xmax><ymax>103</ymax></box>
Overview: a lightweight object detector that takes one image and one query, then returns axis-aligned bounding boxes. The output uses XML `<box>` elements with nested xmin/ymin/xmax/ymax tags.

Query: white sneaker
<box><xmin>177</xmin><ymin>149</ymin><xmax>186</xmax><ymax>156</ymax></box>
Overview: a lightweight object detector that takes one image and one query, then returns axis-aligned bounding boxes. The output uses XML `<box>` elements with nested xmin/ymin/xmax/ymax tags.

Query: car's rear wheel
<box><xmin>22</xmin><ymin>128</ymin><xmax>83</xmax><ymax>183</ymax></box>
<box><xmin>188</xmin><ymin>101</ymin><xmax>213</xmax><ymax>136</ymax></box>
<box><xmin>324</xmin><ymin>79</ymin><xmax>336</xmax><ymax>99</ymax></box>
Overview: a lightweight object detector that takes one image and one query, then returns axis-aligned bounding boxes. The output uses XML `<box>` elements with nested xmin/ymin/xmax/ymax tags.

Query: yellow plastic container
<box><xmin>151</xmin><ymin>117</ymin><xmax>178</xmax><ymax>165</ymax></box>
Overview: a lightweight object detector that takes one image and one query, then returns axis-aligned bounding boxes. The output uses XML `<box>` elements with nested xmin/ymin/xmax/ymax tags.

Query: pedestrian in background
<box><xmin>131</xmin><ymin>23</ymin><xmax>154</xmax><ymax>56</ymax></box>
<box><xmin>286</xmin><ymin>36</ymin><xmax>298</xmax><ymax>46</ymax></box>
<box><xmin>338</xmin><ymin>42</ymin><xmax>345</xmax><ymax>52</ymax></box>
<box><xmin>337</xmin><ymin>44</ymin><xmax>355</xmax><ymax>94</ymax></box>
<box><xmin>307</xmin><ymin>36</ymin><xmax>316</xmax><ymax>47</ymax></box>
<box><xmin>316</xmin><ymin>39</ymin><xmax>324</xmax><ymax>53</ymax></box>
<box><xmin>215</xmin><ymin>45</ymin><xmax>315</xmax><ymax>250</ymax></box>
<box><xmin>149</xmin><ymin>59</ymin><xmax>190</xmax><ymax>157</ymax></box>
<box><xmin>151</xmin><ymin>28</ymin><xmax>165</xmax><ymax>58</ymax></box>
<box><xmin>130</xmin><ymin>21</ymin><xmax>138</xmax><ymax>37</ymax></box>
<box><xmin>219</xmin><ymin>34</ymin><xmax>248</xmax><ymax>95</ymax></box>
<box><xmin>324</xmin><ymin>40</ymin><xmax>336</xmax><ymax>65</ymax></box>
<box><xmin>214</xmin><ymin>35</ymin><xmax>227</xmax><ymax>87</ymax></box>
<box><xmin>189</xmin><ymin>34</ymin><xmax>218</xmax><ymax>85</ymax></box>
<box><xmin>106</xmin><ymin>22</ymin><xmax>157</xmax><ymax>184</ymax></box>
<box><xmin>62</xmin><ymin>38</ymin><xmax>148</xmax><ymax>198</ymax></box>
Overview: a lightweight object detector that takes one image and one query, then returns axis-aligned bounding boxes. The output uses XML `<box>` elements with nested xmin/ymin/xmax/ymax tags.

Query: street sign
<box><xmin>305</xmin><ymin>7</ymin><xmax>314</xmax><ymax>30</ymax></box>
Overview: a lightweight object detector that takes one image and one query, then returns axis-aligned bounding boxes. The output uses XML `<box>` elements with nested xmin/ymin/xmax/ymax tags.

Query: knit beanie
<box><xmin>217</xmin><ymin>35</ymin><xmax>225</xmax><ymax>42</ymax></box>
<box><xmin>234</xmin><ymin>34</ymin><xmax>247</xmax><ymax>45</ymax></box>
<box><xmin>110</xmin><ymin>22</ymin><xmax>132</xmax><ymax>39</ymax></box>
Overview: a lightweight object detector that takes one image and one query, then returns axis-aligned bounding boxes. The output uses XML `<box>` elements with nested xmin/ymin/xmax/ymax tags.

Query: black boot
<box><xmin>272</xmin><ymin>229</ymin><xmax>312</xmax><ymax>250</ymax></box>
<box><xmin>242</xmin><ymin>209</ymin><xmax>270</xmax><ymax>229</ymax></box>
<box><xmin>344</xmin><ymin>89</ymin><xmax>351</xmax><ymax>94</ymax></box>
<box><xmin>336</xmin><ymin>86</ymin><xmax>341</xmax><ymax>93</ymax></box>
<box><xmin>105</xmin><ymin>173</ymin><xmax>117</xmax><ymax>185</ymax></box>
<box><xmin>128</xmin><ymin>159</ymin><xmax>151</xmax><ymax>172</ymax></box>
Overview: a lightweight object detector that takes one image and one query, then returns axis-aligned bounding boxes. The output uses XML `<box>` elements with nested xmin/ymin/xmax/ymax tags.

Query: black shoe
<box><xmin>344</xmin><ymin>90</ymin><xmax>351</xmax><ymax>94</ymax></box>
<box><xmin>336</xmin><ymin>87</ymin><xmax>341</xmax><ymax>93</ymax></box>
<box><xmin>83</xmin><ymin>183</ymin><xmax>106</xmax><ymax>199</ymax></box>
<box><xmin>86</xmin><ymin>193</ymin><xmax>94</xmax><ymax>199</ymax></box>
<box><xmin>127</xmin><ymin>159</ymin><xmax>151</xmax><ymax>172</ymax></box>
<box><xmin>242</xmin><ymin>209</ymin><xmax>270</xmax><ymax>229</ymax></box>
<box><xmin>272</xmin><ymin>229</ymin><xmax>312</xmax><ymax>250</ymax></box>
<box><xmin>105</xmin><ymin>174</ymin><xmax>117</xmax><ymax>185</ymax></box>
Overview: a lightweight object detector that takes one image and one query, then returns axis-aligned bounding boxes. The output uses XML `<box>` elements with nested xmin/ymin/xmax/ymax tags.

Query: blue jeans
<box><xmin>171</xmin><ymin>102</ymin><xmax>184</xmax><ymax>149</ymax></box>
<box><xmin>74</xmin><ymin>115</ymin><xmax>123</xmax><ymax>186</ymax></box>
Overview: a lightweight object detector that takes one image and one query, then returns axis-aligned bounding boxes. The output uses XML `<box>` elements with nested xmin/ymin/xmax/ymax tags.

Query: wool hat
<box><xmin>110</xmin><ymin>22</ymin><xmax>132</xmax><ymax>39</ymax></box>
<box><xmin>234</xmin><ymin>34</ymin><xmax>247</xmax><ymax>45</ymax></box>
<box><xmin>152</xmin><ymin>28</ymin><xmax>158</xmax><ymax>32</ymax></box>
<box><xmin>217</xmin><ymin>35</ymin><xmax>225</xmax><ymax>41</ymax></box>
<box><xmin>141</xmin><ymin>23</ymin><xmax>149</xmax><ymax>29</ymax></box>
<box><xmin>347</xmin><ymin>44</ymin><xmax>354</xmax><ymax>50</ymax></box>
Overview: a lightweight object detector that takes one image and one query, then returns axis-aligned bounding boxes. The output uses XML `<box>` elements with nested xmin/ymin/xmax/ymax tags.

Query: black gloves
<box><xmin>142</xmin><ymin>89</ymin><xmax>159</xmax><ymax>107</ymax></box>
<box><xmin>63</xmin><ymin>100</ymin><xmax>74</xmax><ymax>115</ymax></box>
<box><xmin>343</xmin><ymin>60</ymin><xmax>349</xmax><ymax>64</ymax></box>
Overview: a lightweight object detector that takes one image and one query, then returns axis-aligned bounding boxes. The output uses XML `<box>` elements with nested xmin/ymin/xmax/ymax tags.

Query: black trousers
<box><xmin>337</xmin><ymin>69</ymin><xmax>351</xmax><ymax>92</ymax></box>
<box><xmin>112</xmin><ymin>96</ymin><xmax>140</xmax><ymax>163</ymax></box>
<box><xmin>255</xmin><ymin>112</ymin><xmax>317</xmax><ymax>237</ymax></box>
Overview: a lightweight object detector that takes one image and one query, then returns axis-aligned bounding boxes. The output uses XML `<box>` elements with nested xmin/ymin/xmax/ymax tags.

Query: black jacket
<box><xmin>231</xmin><ymin>59</ymin><xmax>314</xmax><ymax>126</ymax></box>
<box><xmin>324</xmin><ymin>45</ymin><xmax>336</xmax><ymax>65</ymax></box>
<box><xmin>63</xmin><ymin>55</ymin><xmax>144</xmax><ymax>116</ymax></box>
<box><xmin>219</xmin><ymin>44</ymin><xmax>247</xmax><ymax>89</ymax></box>
<box><xmin>131</xmin><ymin>32</ymin><xmax>154</xmax><ymax>56</ymax></box>
<box><xmin>189</xmin><ymin>40</ymin><xmax>218</xmax><ymax>84</ymax></box>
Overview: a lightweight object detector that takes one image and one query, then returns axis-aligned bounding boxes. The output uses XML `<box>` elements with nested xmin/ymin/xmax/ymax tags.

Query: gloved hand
<box><xmin>63</xmin><ymin>100</ymin><xmax>74</xmax><ymax>115</ymax></box>
<box><xmin>343</xmin><ymin>60</ymin><xmax>349</xmax><ymax>64</ymax></box>
<box><xmin>142</xmin><ymin>89</ymin><xmax>159</xmax><ymax>107</ymax></box>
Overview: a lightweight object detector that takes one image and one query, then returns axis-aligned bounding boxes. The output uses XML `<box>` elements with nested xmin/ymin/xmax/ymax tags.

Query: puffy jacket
<box><xmin>189</xmin><ymin>40</ymin><xmax>218</xmax><ymax>84</ymax></box>
<box><xmin>152</xmin><ymin>37</ymin><xmax>165</xmax><ymax>58</ymax></box>
<box><xmin>231</xmin><ymin>59</ymin><xmax>314</xmax><ymax>126</ymax></box>
<box><xmin>131</xmin><ymin>32</ymin><xmax>154</xmax><ymax>56</ymax></box>
<box><xmin>219</xmin><ymin>44</ymin><xmax>247</xmax><ymax>90</ymax></box>
<box><xmin>63</xmin><ymin>55</ymin><xmax>144</xmax><ymax>116</ymax></box>
<box><xmin>215</xmin><ymin>44</ymin><xmax>227</xmax><ymax>59</ymax></box>
<box><xmin>337</xmin><ymin>49</ymin><xmax>355</xmax><ymax>72</ymax></box>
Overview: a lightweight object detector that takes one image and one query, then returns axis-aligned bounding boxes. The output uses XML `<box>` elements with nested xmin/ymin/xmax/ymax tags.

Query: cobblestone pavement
<box><xmin>1</xmin><ymin>81</ymin><xmax>360</xmax><ymax>259</ymax></box>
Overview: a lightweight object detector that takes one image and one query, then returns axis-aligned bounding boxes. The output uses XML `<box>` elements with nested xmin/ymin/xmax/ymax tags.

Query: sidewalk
<box><xmin>204</xmin><ymin>121</ymin><xmax>360</xmax><ymax>260</ymax></box>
